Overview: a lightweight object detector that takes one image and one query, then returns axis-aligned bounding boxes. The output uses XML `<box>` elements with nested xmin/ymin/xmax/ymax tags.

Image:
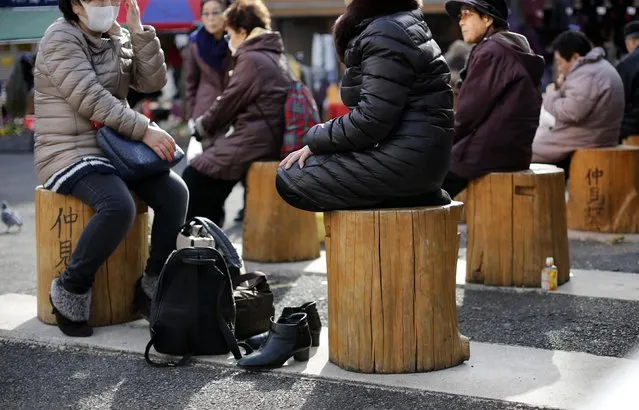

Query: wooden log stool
<box><xmin>453</xmin><ymin>189</ymin><xmax>467</xmax><ymax>223</ymax></box>
<box><xmin>316</xmin><ymin>212</ymin><xmax>326</xmax><ymax>244</ymax></box>
<box><xmin>466</xmin><ymin>165</ymin><xmax>570</xmax><ymax>287</ymax></box>
<box><xmin>35</xmin><ymin>186</ymin><xmax>149</xmax><ymax>326</ymax></box>
<box><xmin>242</xmin><ymin>161</ymin><xmax>320</xmax><ymax>262</ymax></box>
<box><xmin>623</xmin><ymin>136</ymin><xmax>639</xmax><ymax>146</ymax></box>
<box><xmin>324</xmin><ymin>203</ymin><xmax>470</xmax><ymax>373</ymax></box>
<box><xmin>566</xmin><ymin>146</ymin><xmax>639</xmax><ymax>233</ymax></box>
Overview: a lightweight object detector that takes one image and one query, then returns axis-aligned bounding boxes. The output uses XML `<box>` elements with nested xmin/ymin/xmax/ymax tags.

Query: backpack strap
<box><xmin>211</xmin><ymin>264</ymin><xmax>254</xmax><ymax>359</ymax></box>
<box><xmin>187</xmin><ymin>216</ymin><xmax>242</xmax><ymax>274</ymax></box>
<box><xmin>144</xmin><ymin>329</ymin><xmax>193</xmax><ymax>367</ymax></box>
<box><xmin>254</xmin><ymin>52</ymin><xmax>297</xmax><ymax>150</ymax></box>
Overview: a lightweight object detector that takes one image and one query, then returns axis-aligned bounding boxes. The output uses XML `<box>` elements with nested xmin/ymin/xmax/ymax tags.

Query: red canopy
<box><xmin>116</xmin><ymin>0</ymin><xmax>202</xmax><ymax>31</ymax></box>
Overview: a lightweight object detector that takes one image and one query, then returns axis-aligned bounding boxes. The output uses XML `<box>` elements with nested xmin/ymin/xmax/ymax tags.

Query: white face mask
<box><xmin>79</xmin><ymin>1</ymin><xmax>120</xmax><ymax>33</ymax></box>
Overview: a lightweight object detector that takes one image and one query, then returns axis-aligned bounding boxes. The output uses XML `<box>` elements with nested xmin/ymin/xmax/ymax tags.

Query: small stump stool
<box><xmin>242</xmin><ymin>161</ymin><xmax>320</xmax><ymax>262</ymax></box>
<box><xmin>454</xmin><ymin>189</ymin><xmax>467</xmax><ymax>223</ymax></box>
<box><xmin>466</xmin><ymin>165</ymin><xmax>570</xmax><ymax>287</ymax></box>
<box><xmin>623</xmin><ymin>136</ymin><xmax>639</xmax><ymax>146</ymax></box>
<box><xmin>316</xmin><ymin>212</ymin><xmax>326</xmax><ymax>244</ymax></box>
<box><xmin>567</xmin><ymin>146</ymin><xmax>639</xmax><ymax>233</ymax></box>
<box><xmin>35</xmin><ymin>186</ymin><xmax>148</xmax><ymax>326</ymax></box>
<box><xmin>324</xmin><ymin>203</ymin><xmax>470</xmax><ymax>373</ymax></box>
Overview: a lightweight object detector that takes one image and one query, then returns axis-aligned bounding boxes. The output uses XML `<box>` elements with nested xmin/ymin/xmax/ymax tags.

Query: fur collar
<box><xmin>333</xmin><ymin>0</ymin><xmax>422</xmax><ymax>61</ymax></box>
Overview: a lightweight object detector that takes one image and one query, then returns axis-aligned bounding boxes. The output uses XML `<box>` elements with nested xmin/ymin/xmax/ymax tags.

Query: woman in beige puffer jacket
<box><xmin>36</xmin><ymin>0</ymin><xmax>188</xmax><ymax>337</ymax></box>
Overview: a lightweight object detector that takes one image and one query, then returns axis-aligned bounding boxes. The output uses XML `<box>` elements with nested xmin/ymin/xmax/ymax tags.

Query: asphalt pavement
<box><xmin>0</xmin><ymin>339</ymin><xmax>545</xmax><ymax>410</ymax></box>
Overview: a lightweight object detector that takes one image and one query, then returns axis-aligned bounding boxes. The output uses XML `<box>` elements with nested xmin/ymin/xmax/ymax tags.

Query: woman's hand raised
<box><xmin>142</xmin><ymin>124</ymin><xmax>176</xmax><ymax>161</ymax></box>
<box><xmin>125</xmin><ymin>0</ymin><xmax>144</xmax><ymax>34</ymax></box>
<box><xmin>280</xmin><ymin>145</ymin><xmax>314</xmax><ymax>170</ymax></box>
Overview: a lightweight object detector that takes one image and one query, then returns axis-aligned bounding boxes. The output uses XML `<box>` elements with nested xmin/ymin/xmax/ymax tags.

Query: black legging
<box><xmin>61</xmin><ymin>171</ymin><xmax>188</xmax><ymax>294</ymax></box>
<box><xmin>182</xmin><ymin>166</ymin><xmax>239</xmax><ymax>227</ymax></box>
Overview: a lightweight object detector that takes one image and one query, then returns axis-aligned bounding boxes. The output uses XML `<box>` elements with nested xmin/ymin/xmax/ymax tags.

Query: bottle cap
<box><xmin>545</xmin><ymin>257</ymin><xmax>554</xmax><ymax>265</ymax></box>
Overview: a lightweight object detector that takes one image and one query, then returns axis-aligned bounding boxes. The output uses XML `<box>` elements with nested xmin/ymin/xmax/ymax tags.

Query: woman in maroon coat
<box><xmin>442</xmin><ymin>0</ymin><xmax>545</xmax><ymax>198</ymax></box>
<box><xmin>185</xmin><ymin>0</ymin><xmax>291</xmax><ymax>226</ymax></box>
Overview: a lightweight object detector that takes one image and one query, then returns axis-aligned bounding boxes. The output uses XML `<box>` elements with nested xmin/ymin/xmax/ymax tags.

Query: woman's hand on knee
<box><xmin>142</xmin><ymin>124</ymin><xmax>177</xmax><ymax>161</ymax></box>
<box><xmin>280</xmin><ymin>146</ymin><xmax>314</xmax><ymax>170</ymax></box>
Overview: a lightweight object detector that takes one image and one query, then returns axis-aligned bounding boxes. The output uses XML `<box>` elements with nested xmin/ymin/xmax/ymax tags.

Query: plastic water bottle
<box><xmin>541</xmin><ymin>257</ymin><xmax>558</xmax><ymax>291</ymax></box>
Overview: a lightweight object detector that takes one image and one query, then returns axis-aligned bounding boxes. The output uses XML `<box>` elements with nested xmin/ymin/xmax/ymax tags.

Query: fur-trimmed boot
<box><xmin>133</xmin><ymin>274</ymin><xmax>159</xmax><ymax>320</ymax></box>
<box><xmin>49</xmin><ymin>278</ymin><xmax>92</xmax><ymax>337</ymax></box>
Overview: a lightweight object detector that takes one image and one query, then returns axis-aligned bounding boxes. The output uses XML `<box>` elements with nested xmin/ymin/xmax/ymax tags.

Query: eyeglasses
<box><xmin>201</xmin><ymin>11</ymin><xmax>222</xmax><ymax>18</ymax></box>
<box><xmin>84</xmin><ymin>0</ymin><xmax>123</xmax><ymax>4</ymax></box>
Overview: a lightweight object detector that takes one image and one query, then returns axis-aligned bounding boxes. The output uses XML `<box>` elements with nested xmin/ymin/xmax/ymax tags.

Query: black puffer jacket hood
<box><xmin>276</xmin><ymin>9</ymin><xmax>454</xmax><ymax>211</ymax></box>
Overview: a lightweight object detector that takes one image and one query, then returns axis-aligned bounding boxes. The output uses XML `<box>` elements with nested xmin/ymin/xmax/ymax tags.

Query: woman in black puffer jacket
<box><xmin>276</xmin><ymin>0</ymin><xmax>454</xmax><ymax>211</ymax></box>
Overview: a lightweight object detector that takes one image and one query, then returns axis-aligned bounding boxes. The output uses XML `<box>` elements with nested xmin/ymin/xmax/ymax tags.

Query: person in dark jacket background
<box><xmin>442</xmin><ymin>0</ymin><xmax>544</xmax><ymax>198</ymax></box>
<box><xmin>276</xmin><ymin>0</ymin><xmax>454</xmax><ymax>211</ymax></box>
<box><xmin>617</xmin><ymin>21</ymin><xmax>639</xmax><ymax>142</ymax></box>
<box><xmin>186</xmin><ymin>0</ymin><xmax>291</xmax><ymax>226</ymax></box>
<box><xmin>185</xmin><ymin>0</ymin><xmax>231</xmax><ymax>122</ymax></box>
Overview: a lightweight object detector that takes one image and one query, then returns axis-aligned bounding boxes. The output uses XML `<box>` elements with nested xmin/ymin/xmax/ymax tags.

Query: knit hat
<box><xmin>445</xmin><ymin>0</ymin><xmax>509</xmax><ymax>26</ymax></box>
<box><xmin>624</xmin><ymin>21</ymin><xmax>639</xmax><ymax>39</ymax></box>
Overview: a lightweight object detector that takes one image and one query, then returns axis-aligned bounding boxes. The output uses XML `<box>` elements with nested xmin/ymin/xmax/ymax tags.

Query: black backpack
<box><xmin>144</xmin><ymin>241</ymin><xmax>250</xmax><ymax>367</ymax></box>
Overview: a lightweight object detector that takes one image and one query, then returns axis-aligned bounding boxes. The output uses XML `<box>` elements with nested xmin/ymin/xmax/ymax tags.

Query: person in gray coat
<box><xmin>275</xmin><ymin>0</ymin><xmax>453</xmax><ymax>211</ymax></box>
<box><xmin>532</xmin><ymin>30</ymin><xmax>625</xmax><ymax>178</ymax></box>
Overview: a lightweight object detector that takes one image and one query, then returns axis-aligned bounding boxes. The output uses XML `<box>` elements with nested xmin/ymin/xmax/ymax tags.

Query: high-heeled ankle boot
<box><xmin>246</xmin><ymin>301</ymin><xmax>321</xmax><ymax>350</ymax></box>
<box><xmin>49</xmin><ymin>278</ymin><xmax>92</xmax><ymax>337</ymax></box>
<box><xmin>237</xmin><ymin>312</ymin><xmax>312</xmax><ymax>369</ymax></box>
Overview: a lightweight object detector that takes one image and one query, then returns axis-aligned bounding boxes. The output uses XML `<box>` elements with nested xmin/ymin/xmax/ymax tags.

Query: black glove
<box><xmin>189</xmin><ymin>118</ymin><xmax>203</xmax><ymax>142</ymax></box>
<box><xmin>192</xmin><ymin>127</ymin><xmax>203</xmax><ymax>142</ymax></box>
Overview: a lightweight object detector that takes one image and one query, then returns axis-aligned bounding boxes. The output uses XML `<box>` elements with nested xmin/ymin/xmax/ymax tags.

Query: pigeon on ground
<box><xmin>1</xmin><ymin>201</ymin><xmax>23</xmax><ymax>232</ymax></box>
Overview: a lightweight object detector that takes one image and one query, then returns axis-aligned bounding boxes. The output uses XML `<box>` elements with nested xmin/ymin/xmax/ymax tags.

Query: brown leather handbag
<box><xmin>233</xmin><ymin>271</ymin><xmax>275</xmax><ymax>340</ymax></box>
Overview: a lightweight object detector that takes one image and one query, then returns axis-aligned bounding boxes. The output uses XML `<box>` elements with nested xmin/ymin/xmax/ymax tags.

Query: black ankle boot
<box><xmin>49</xmin><ymin>278</ymin><xmax>92</xmax><ymax>337</ymax></box>
<box><xmin>246</xmin><ymin>301</ymin><xmax>321</xmax><ymax>350</ymax></box>
<box><xmin>237</xmin><ymin>313</ymin><xmax>312</xmax><ymax>369</ymax></box>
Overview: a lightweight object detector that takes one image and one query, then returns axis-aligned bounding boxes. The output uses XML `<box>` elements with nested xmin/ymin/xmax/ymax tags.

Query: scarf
<box><xmin>195</xmin><ymin>27</ymin><xmax>228</xmax><ymax>72</ymax></box>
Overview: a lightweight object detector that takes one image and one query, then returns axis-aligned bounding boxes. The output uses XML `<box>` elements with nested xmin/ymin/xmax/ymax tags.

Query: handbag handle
<box><xmin>232</xmin><ymin>271</ymin><xmax>267</xmax><ymax>288</ymax></box>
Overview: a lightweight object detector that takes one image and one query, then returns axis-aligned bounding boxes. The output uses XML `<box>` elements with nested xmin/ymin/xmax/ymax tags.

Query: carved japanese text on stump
<box><xmin>324</xmin><ymin>203</ymin><xmax>470</xmax><ymax>374</ymax></box>
<box><xmin>35</xmin><ymin>187</ymin><xmax>148</xmax><ymax>326</ymax></box>
<box><xmin>242</xmin><ymin>161</ymin><xmax>320</xmax><ymax>262</ymax></box>
<box><xmin>466</xmin><ymin>165</ymin><xmax>570</xmax><ymax>287</ymax></box>
<box><xmin>567</xmin><ymin>146</ymin><xmax>639</xmax><ymax>233</ymax></box>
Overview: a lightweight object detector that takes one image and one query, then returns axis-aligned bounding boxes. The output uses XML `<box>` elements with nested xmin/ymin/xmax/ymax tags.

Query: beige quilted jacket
<box><xmin>33</xmin><ymin>18</ymin><xmax>167</xmax><ymax>183</ymax></box>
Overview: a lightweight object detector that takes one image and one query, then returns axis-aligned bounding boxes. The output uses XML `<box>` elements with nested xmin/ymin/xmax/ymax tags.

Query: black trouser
<box><xmin>552</xmin><ymin>154</ymin><xmax>572</xmax><ymax>182</ymax></box>
<box><xmin>441</xmin><ymin>171</ymin><xmax>470</xmax><ymax>199</ymax></box>
<box><xmin>61</xmin><ymin>171</ymin><xmax>189</xmax><ymax>294</ymax></box>
<box><xmin>182</xmin><ymin>166</ymin><xmax>238</xmax><ymax>227</ymax></box>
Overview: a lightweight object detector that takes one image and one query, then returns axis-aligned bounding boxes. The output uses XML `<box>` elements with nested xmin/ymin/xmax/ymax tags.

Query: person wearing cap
<box><xmin>617</xmin><ymin>21</ymin><xmax>639</xmax><ymax>142</ymax></box>
<box><xmin>441</xmin><ymin>0</ymin><xmax>545</xmax><ymax>198</ymax></box>
<box><xmin>532</xmin><ymin>30</ymin><xmax>625</xmax><ymax>177</ymax></box>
